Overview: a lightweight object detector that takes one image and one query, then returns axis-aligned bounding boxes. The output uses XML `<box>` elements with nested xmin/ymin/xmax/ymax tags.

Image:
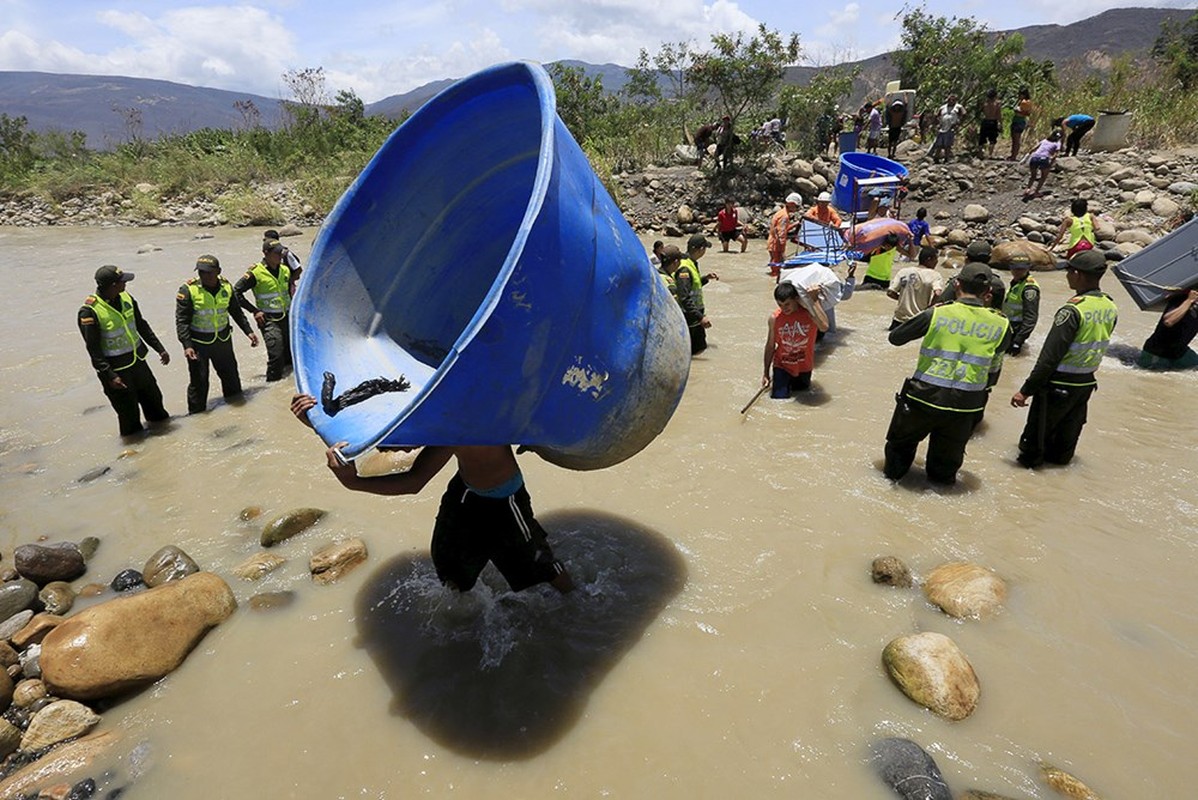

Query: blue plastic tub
<box><xmin>837</xmin><ymin>131</ymin><xmax>858</xmax><ymax>155</ymax></box>
<box><xmin>831</xmin><ymin>152</ymin><xmax>908</xmax><ymax>213</ymax></box>
<box><xmin>290</xmin><ymin>61</ymin><xmax>690</xmax><ymax>469</ymax></box>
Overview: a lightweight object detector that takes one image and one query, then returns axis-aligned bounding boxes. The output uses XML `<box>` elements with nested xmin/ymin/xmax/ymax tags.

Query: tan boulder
<box><xmin>260</xmin><ymin>508</ymin><xmax>326</xmax><ymax>547</ymax></box>
<box><xmin>310</xmin><ymin>539</ymin><xmax>368</xmax><ymax>585</ymax></box>
<box><xmin>231</xmin><ymin>552</ymin><xmax>287</xmax><ymax>581</ymax></box>
<box><xmin>922</xmin><ymin>562</ymin><xmax>1007</xmax><ymax>619</ymax></box>
<box><xmin>0</xmin><ymin>718</ymin><xmax>19</xmax><ymax>761</ymax></box>
<box><xmin>20</xmin><ymin>699</ymin><xmax>100</xmax><ymax>751</ymax></box>
<box><xmin>991</xmin><ymin>240</ymin><xmax>1056</xmax><ymax>270</ymax></box>
<box><xmin>40</xmin><ymin>572</ymin><xmax>236</xmax><ymax>701</ymax></box>
<box><xmin>882</xmin><ymin>631</ymin><xmax>980</xmax><ymax>720</ymax></box>
<box><xmin>11</xmin><ymin>612</ymin><xmax>65</xmax><ymax>648</ymax></box>
<box><xmin>0</xmin><ymin>730</ymin><xmax>119</xmax><ymax>798</ymax></box>
<box><xmin>1041</xmin><ymin>763</ymin><xmax>1104</xmax><ymax>799</ymax></box>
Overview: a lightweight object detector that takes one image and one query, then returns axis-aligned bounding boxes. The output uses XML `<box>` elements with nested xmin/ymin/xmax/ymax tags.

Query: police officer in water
<box><xmin>883</xmin><ymin>262</ymin><xmax>1012</xmax><ymax>485</ymax></box>
<box><xmin>1011</xmin><ymin>249</ymin><xmax>1117</xmax><ymax>468</ymax></box>
<box><xmin>234</xmin><ymin>239</ymin><xmax>301</xmax><ymax>382</ymax></box>
<box><xmin>77</xmin><ymin>265</ymin><xmax>172</xmax><ymax>437</ymax></box>
<box><xmin>176</xmin><ymin>255</ymin><xmax>259</xmax><ymax>413</ymax></box>
<box><xmin>1002</xmin><ymin>256</ymin><xmax>1040</xmax><ymax>355</ymax></box>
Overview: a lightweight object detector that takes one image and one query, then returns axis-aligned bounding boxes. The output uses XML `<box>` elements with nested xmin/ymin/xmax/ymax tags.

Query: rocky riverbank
<box><xmin>0</xmin><ymin>504</ymin><xmax>367</xmax><ymax>798</ymax></box>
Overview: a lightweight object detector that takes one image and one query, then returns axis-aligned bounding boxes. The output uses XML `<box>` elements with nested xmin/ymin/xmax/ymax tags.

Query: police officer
<box><xmin>234</xmin><ymin>239</ymin><xmax>301</xmax><ymax>382</ymax></box>
<box><xmin>1011</xmin><ymin>250</ymin><xmax>1117</xmax><ymax>468</ymax></box>
<box><xmin>938</xmin><ymin>241</ymin><xmax>1005</xmax><ymax>310</ymax></box>
<box><xmin>1002</xmin><ymin>258</ymin><xmax>1040</xmax><ymax>355</ymax></box>
<box><xmin>264</xmin><ymin>229</ymin><xmax>302</xmax><ymax>272</ymax></box>
<box><xmin>884</xmin><ymin>262</ymin><xmax>1012</xmax><ymax>484</ymax></box>
<box><xmin>77</xmin><ymin>265</ymin><xmax>171</xmax><ymax>437</ymax></box>
<box><xmin>675</xmin><ymin>234</ymin><xmax>718</xmax><ymax>355</ymax></box>
<box><xmin>176</xmin><ymin>255</ymin><xmax>259</xmax><ymax>413</ymax></box>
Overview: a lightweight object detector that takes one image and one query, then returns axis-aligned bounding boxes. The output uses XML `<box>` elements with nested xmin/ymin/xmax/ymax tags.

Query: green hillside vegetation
<box><xmin>1</xmin><ymin>10</ymin><xmax>1196</xmax><ymax>224</ymax></box>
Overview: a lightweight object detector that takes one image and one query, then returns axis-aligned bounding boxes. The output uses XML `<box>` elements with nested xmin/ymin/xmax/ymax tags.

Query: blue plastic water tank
<box><xmin>831</xmin><ymin>152</ymin><xmax>908</xmax><ymax>213</ymax></box>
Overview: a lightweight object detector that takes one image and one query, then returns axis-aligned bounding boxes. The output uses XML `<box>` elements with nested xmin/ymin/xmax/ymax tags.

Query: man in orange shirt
<box><xmin>804</xmin><ymin>191</ymin><xmax>842</xmax><ymax>228</ymax></box>
<box><xmin>762</xmin><ymin>282</ymin><xmax>829</xmax><ymax>398</ymax></box>
<box><xmin>768</xmin><ymin>192</ymin><xmax>802</xmax><ymax>273</ymax></box>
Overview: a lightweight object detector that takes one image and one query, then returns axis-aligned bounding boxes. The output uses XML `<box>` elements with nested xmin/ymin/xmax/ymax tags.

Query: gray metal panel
<box><xmin>1111</xmin><ymin>217</ymin><xmax>1198</xmax><ymax>310</ymax></box>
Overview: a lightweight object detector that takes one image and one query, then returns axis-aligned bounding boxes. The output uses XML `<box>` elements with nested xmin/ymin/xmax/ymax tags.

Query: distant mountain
<box><xmin>1</xmin><ymin>7</ymin><xmax>1190</xmax><ymax>147</ymax></box>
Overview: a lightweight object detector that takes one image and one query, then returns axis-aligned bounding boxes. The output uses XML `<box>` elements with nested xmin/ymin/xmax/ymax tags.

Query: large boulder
<box><xmin>991</xmin><ymin>240</ymin><xmax>1056</xmax><ymax>270</ymax></box>
<box><xmin>922</xmin><ymin>562</ymin><xmax>1007</xmax><ymax>619</ymax></box>
<box><xmin>871</xmin><ymin>738</ymin><xmax>953</xmax><ymax>800</ymax></box>
<box><xmin>14</xmin><ymin>543</ymin><xmax>86</xmax><ymax>585</ymax></box>
<box><xmin>40</xmin><ymin>571</ymin><xmax>236</xmax><ymax>701</ymax></box>
<box><xmin>882</xmin><ymin>631</ymin><xmax>980</xmax><ymax>720</ymax></box>
<box><xmin>962</xmin><ymin>204</ymin><xmax>990</xmax><ymax>223</ymax></box>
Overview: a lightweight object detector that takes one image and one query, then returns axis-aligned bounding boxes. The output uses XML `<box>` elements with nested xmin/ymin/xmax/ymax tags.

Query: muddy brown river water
<box><xmin>0</xmin><ymin>225</ymin><xmax>1196</xmax><ymax>798</ymax></box>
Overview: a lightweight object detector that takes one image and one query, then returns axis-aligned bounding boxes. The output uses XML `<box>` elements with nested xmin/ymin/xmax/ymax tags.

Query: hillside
<box><xmin>0</xmin><ymin>7</ymin><xmax>1191</xmax><ymax>148</ymax></box>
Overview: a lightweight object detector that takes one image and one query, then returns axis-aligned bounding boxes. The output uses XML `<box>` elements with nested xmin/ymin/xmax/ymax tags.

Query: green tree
<box><xmin>892</xmin><ymin>7</ymin><xmax>1027</xmax><ymax>113</ymax></box>
<box><xmin>779</xmin><ymin>66</ymin><xmax>859</xmax><ymax>156</ymax></box>
<box><xmin>1154</xmin><ymin>10</ymin><xmax>1198</xmax><ymax>89</ymax></box>
<box><xmin>0</xmin><ymin>113</ymin><xmax>36</xmax><ymax>179</ymax></box>
<box><xmin>687</xmin><ymin>24</ymin><xmax>801</xmax><ymax>125</ymax></box>
<box><xmin>547</xmin><ymin>63</ymin><xmax>617</xmax><ymax>144</ymax></box>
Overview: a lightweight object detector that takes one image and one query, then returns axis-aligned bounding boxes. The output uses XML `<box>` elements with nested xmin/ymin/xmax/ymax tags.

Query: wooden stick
<box><xmin>740</xmin><ymin>383</ymin><xmax>771</xmax><ymax>415</ymax></box>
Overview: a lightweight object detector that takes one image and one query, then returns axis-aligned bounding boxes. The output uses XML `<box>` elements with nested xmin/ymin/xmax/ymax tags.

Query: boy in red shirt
<box><xmin>762</xmin><ymin>282</ymin><xmax>829</xmax><ymax>398</ymax></box>
<box><xmin>717</xmin><ymin>197</ymin><xmax>748</xmax><ymax>253</ymax></box>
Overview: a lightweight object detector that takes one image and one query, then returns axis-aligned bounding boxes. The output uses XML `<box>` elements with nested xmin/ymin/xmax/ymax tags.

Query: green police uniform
<box><xmin>233</xmin><ymin>260</ymin><xmax>297</xmax><ymax>382</ymax></box>
<box><xmin>176</xmin><ymin>276</ymin><xmax>255</xmax><ymax>413</ymax></box>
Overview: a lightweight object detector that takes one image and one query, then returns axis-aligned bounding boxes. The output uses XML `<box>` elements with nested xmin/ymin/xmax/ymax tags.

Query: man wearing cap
<box><xmin>938</xmin><ymin>241</ymin><xmax>1005</xmax><ymax>310</ymax></box>
<box><xmin>234</xmin><ymin>239</ymin><xmax>301</xmax><ymax>382</ymax></box>
<box><xmin>1011</xmin><ymin>250</ymin><xmax>1117</xmax><ymax>468</ymax></box>
<box><xmin>176</xmin><ymin>255</ymin><xmax>259</xmax><ymax>413</ymax></box>
<box><xmin>1002</xmin><ymin>260</ymin><xmax>1040</xmax><ymax>355</ymax></box>
<box><xmin>884</xmin><ymin>262</ymin><xmax>1012</xmax><ymax>484</ymax></box>
<box><xmin>768</xmin><ymin>193</ymin><xmax>802</xmax><ymax>269</ymax></box>
<box><xmin>675</xmin><ymin>235</ymin><xmax>719</xmax><ymax>355</ymax></box>
<box><xmin>77</xmin><ymin>265</ymin><xmax>172</xmax><ymax>437</ymax></box>
<box><xmin>264</xmin><ymin>229</ymin><xmax>302</xmax><ymax>272</ymax></box>
<box><xmin>805</xmin><ymin>192</ymin><xmax>842</xmax><ymax>228</ymax></box>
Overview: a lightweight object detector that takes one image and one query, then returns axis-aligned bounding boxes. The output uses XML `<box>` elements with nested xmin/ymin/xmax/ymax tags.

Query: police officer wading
<box><xmin>77</xmin><ymin>265</ymin><xmax>172</xmax><ymax>437</ymax></box>
<box><xmin>1002</xmin><ymin>259</ymin><xmax>1040</xmax><ymax>355</ymax></box>
<box><xmin>884</xmin><ymin>262</ymin><xmax>1012</xmax><ymax>485</ymax></box>
<box><xmin>1011</xmin><ymin>250</ymin><xmax>1117</xmax><ymax>468</ymax></box>
<box><xmin>233</xmin><ymin>239</ymin><xmax>301</xmax><ymax>382</ymax></box>
<box><xmin>176</xmin><ymin>255</ymin><xmax>259</xmax><ymax>413</ymax></box>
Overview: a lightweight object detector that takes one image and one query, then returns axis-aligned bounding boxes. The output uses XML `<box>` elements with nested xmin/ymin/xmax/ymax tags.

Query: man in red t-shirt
<box><xmin>762</xmin><ymin>282</ymin><xmax>829</xmax><ymax>398</ymax></box>
<box><xmin>717</xmin><ymin>197</ymin><xmax>748</xmax><ymax>253</ymax></box>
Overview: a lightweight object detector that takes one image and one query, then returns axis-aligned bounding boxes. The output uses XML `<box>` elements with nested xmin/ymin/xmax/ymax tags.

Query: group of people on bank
<box><xmin>77</xmin><ymin>232</ymin><xmax>302</xmax><ymax>437</ymax></box>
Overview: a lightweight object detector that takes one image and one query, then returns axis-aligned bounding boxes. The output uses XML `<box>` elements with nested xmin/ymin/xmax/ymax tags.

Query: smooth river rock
<box><xmin>40</xmin><ymin>571</ymin><xmax>237</xmax><ymax>701</ymax></box>
<box><xmin>310</xmin><ymin>538</ymin><xmax>368</xmax><ymax>585</ymax></box>
<box><xmin>0</xmin><ymin>578</ymin><xmax>39</xmax><ymax>620</ymax></box>
<box><xmin>882</xmin><ymin>631</ymin><xmax>980</xmax><ymax>720</ymax></box>
<box><xmin>38</xmin><ymin>581</ymin><xmax>76</xmax><ymax>615</ymax></box>
<box><xmin>871</xmin><ymin>737</ymin><xmax>952</xmax><ymax>800</ymax></box>
<box><xmin>142</xmin><ymin>545</ymin><xmax>200</xmax><ymax>587</ymax></box>
<box><xmin>991</xmin><ymin>239</ymin><xmax>1056</xmax><ymax>270</ymax></box>
<box><xmin>15</xmin><ymin>543</ymin><xmax>86</xmax><ymax>585</ymax></box>
<box><xmin>0</xmin><ymin>730</ymin><xmax>120</xmax><ymax>799</ymax></box>
<box><xmin>871</xmin><ymin>556</ymin><xmax>913</xmax><ymax>588</ymax></box>
<box><xmin>232</xmin><ymin>552</ymin><xmax>287</xmax><ymax>581</ymax></box>
<box><xmin>922</xmin><ymin>562</ymin><xmax>1007</xmax><ymax>619</ymax></box>
<box><xmin>20</xmin><ymin>699</ymin><xmax>101</xmax><ymax>751</ymax></box>
<box><xmin>260</xmin><ymin>508</ymin><xmax>326</xmax><ymax>547</ymax></box>
<box><xmin>1041</xmin><ymin>763</ymin><xmax>1104</xmax><ymax>799</ymax></box>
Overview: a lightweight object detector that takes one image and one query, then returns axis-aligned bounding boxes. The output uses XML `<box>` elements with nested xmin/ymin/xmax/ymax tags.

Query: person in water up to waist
<box><xmin>176</xmin><ymin>255</ymin><xmax>259</xmax><ymax>414</ymax></box>
<box><xmin>77</xmin><ymin>264</ymin><xmax>172</xmax><ymax>438</ymax></box>
<box><xmin>1137</xmin><ymin>288</ymin><xmax>1198</xmax><ymax>370</ymax></box>
<box><xmin>1002</xmin><ymin>259</ymin><xmax>1040</xmax><ymax>355</ymax></box>
<box><xmin>883</xmin><ymin>262</ymin><xmax>1012</xmax><ymax>485</ymax></box>
<box><xmin>290</xmin><ymin>394</ymin><xmax>574</xmax><ymax>595</ymax></box>
<box><xmin>1011</xmin><ymin>249</ymin><xmax>1117</xmax><ymax>468</ymax></box>
<box><xmin>234</xmin><ymin>239</ymin><xmax>301</xmax><ymax>382</ymax></box>
<box><xmin>675</xmin><ymin>234</ymin><xmax>719</xmax><ymax>356</ymax></box>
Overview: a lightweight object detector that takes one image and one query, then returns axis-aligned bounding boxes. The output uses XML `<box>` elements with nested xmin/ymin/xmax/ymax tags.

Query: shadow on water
<box><xmin>353</xmin><ymin>509</ymin><xmax>687</xmax><ymax>761</ymax></box>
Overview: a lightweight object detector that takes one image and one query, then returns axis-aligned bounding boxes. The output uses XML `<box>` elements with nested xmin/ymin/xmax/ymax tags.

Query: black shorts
<box><xmin>430</xmin><ymin>473</ymin><xmax>564</xmax><ymax>592</ymax></box>
<box><xmin>888</xmin><ymin>126</ymin><xmax>903</xmax><ymax>145</ymax></box>
<box><xmin>979</xmin><ymin>119</ymin><xmax>1000</xmax><ymax>144</ymax></box>
<box><xmin>719</xmin><ymin>228</ymin><xmax>741</xmax><ymax>242</ymax></box>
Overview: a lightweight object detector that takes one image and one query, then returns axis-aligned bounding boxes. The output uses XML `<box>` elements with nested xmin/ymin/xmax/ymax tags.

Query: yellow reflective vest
<box><xmin>250</xmin><ymin>262</ymin><xmax>291</xmax><ymax>316</ymax></box>
<box><xmin>87</xmin><ymin>292</ymin><xmax>143</xmax><ymax>371</ymax></box>
<box><xmin>187</xmin><ymin>279</ymin><xmax>234</xmax><ymax>344</ymax></box>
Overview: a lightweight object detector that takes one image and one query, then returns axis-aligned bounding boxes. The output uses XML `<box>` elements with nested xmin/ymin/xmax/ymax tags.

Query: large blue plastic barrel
<box><xmin>290</xmin><ymin>62</ymin><xmax>691</xmax><ymax>470</ymax></box>
<box><xmin>837</xmin><ymin>131</ymin><xmax>858</xmax><ymax>155</ymax></box>
<box><xmin>831</xmin><ymin>152</ymin><xmax>909</xmax><ymax>213</ymax></box>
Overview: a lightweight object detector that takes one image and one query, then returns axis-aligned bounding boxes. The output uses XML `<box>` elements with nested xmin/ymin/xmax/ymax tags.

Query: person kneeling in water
<box><xmin>291</xmin><ymin>394</ymin><xmax>574</xmax><ymax>594</ymax></box>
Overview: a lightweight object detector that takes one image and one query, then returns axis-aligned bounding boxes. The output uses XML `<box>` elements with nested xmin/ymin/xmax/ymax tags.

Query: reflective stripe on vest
<box><xmin>251</xmin><ymin>262</ymin><xmax>291</xmax><ymax>315</ymax></box>
<box><xmin>1067</xmin><ymin>213</ymin><xmax>1094</xmax><ymax>249</ymax></box>
<box><xmin>679</xmin><ymin>257</ymin><xmax>704</xmax><ymax>310</ymax></box>
<box><xmin>1055</xmin><ymin>294</ymin><xmax>1118</xmax><ymax>377</ymax></box>
<box><xmin>913</xmin><ymin>303</ymin><xmax>1009</xmax><ymax>392</ymax></box>
<box><xmin>864</xmin><ymin>248</ymin><xmax>897</xmax><ymax>283</ymax></box>
<box><xmin>89</xmin><ymin>292</ymin><xmax>142</xmax><ymax>371</ymax></box>
<box><xmin>1002</xmin><ymin>276</ymin><xmax>1037</xmax><ymax>323</ymax></box>
<box><xmin>187</xmin><ymin>280</ymin><xmax>233</xmax><ymax>344</ymax></box>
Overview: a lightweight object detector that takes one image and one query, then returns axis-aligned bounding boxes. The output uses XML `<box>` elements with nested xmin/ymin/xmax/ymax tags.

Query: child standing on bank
<box><xmin>762</xmin><ymin>282</ymin><xmax>829</xmax><ymax>398</ymax></box>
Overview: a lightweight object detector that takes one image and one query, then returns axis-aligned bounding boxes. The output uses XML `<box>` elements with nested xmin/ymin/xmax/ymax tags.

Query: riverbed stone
<box><xmin>882</xmin><ymin>631</ymin><xmax>980</xmax><ymax>720</ymax></box>
<box><xmin>11</xmin><ymin>613</ymin><xmax>64</xmax><ymax>648</ymax></box>
<box><xmin>310</xmin><ymin>538</ymin><xmax>368</xmax><ymax>585</ymax></box>
<box><xmin>871</xmin><ymin>556</ymin><xmax>913</xmax><ymax>588</ymax></box>
<box><xmin>0</xmin><ymin>666</ymin><xmax>13</xmax><ymax>713</ymax></box>
<box><xmin>962</xmin><ymin>204</ymin><xmax>990</xmax><ymax>222</ymax></box>
<box><xmin>991</xmin><ymin>239</ymin><xmax>1055</xmax><ymax>270</ymax></box>
<box><xmin>12</xmin><ymin>678</ymin><xmax>47</xmax><ymax>708</ymax></box>
<box><xmin>922</xmin><ymin>562</ymin><xmax>1007</xmax><ymax>619</ymax></box>
<box><xmin>960</xmin><ymin>792</ymin><xmax>1021</xmax><ymax>800</ymax></box>
<box><xmin>40</xmin><ymin>571</ymin><xmax>237</xmax><ymax>701</ymax></box>
<box><xmin>14</xmin><ymin>544</ymin><xmax>85</xmax><ymax>585</ymax></box>
<box><xmin>1151</xmin><ymin>196</ymin><xmax>1180</xmax><ymax>218</ymax></box>
<box><xmin>0</xmin><ymin>609</ymin><xmax>34</xmax><ymax>640</ymax></box>
<box><xmin>38</xmin><ymin>582</ymin><xmax>75</xmax><ymax>616</ymax></box>
<box><xmin>239</xmin><ymin>505</ymin><xmax>263</xmax><ymax>521</ymax></box>
<box><xmin>0</xmin><ymin>718</ymin><xmax>18</xmax><ymax>761</ymax></box>
<box><xmin>232</xmin><ymin>552</ymin><xmax>286</xmax><ymax>581</ymax></box>
<box><xmin>0</xmin><ymin>642</ymin><xmax>18</xmax><ymax>668</ymax></box>
<box><xmin>20</xmin><ymin>700</ymin><xmax>101</xmax><ymax>751</ymax></box>
<box><xmin>870</xmin><ymin>737</ymin><xmax>952</xmax><ymax>800</ymax></box>
<box><xmin>142</xmin><ymin>545</ymin><xmax>200</xmax><ymax>587</ymax></box>
<box><xmin>261</xmin><ymin>508</ymin><xmax>327</xmax><ymax>547</ymax></box>
<box><xmin>1041</xmin><ymin>763</ymin><xmax>1104</xmax><ymax>799</ymax></box>
<box><xmin>0</xmin><ymin>730</ymin><xmax>119</xmax><ymax>799</ymax></box>
<box><xmin>110</xmin><ymin>569</ymin><xmax>145</xmax><ymax>592</ymax></box>
<box><xmin>248</xmin><ymin>591</ymin><xmax>296</xmax><ymax>611</ymax></box>
<box><xmin>77</xmin><ymin>537</ymin><xmax>100</xmax><ymax>562</ymax></box>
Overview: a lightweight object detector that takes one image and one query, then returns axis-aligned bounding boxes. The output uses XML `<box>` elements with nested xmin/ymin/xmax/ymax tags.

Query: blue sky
<box><xmin>1</xmin><ymin>1</ymin><xmax>1194</xmax><ymax>102</ymax></box>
